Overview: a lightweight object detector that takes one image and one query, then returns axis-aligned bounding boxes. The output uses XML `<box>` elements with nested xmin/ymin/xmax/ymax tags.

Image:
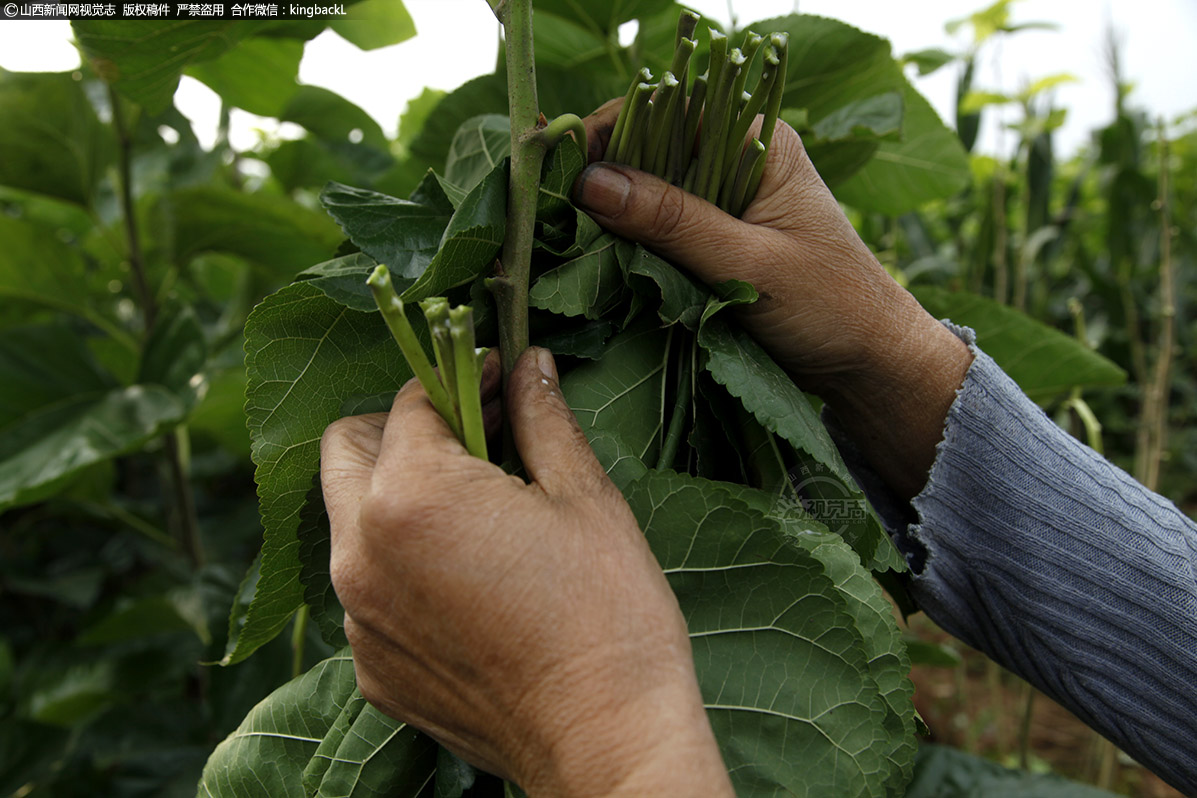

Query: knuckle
<box><xmin>648</xmin><ymin>184</ymin><xmax>690</xmax><ymax>241</ymax></box>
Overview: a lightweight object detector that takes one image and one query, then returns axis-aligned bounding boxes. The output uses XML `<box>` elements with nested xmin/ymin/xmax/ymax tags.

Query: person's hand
<box><xmin>320</xmin><ymin>348</ymin><xmax>733</xmax><ymax>797</ymax></box>
<box><xmin>576</xmin><ymin>100</ymin><xmax>974</xmax><ymax>498</ymax></box>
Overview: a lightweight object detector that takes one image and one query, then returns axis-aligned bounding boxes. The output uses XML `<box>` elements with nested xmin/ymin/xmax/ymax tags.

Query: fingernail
<box><xmin>574</xmin><ymin>164</ymin><xmax>630</xmax><ymax>218</ymax></box>
<box><xmin>536</xmin><ymin>347</ymin><xmax>558</xmax><ymax>382</ymax></box>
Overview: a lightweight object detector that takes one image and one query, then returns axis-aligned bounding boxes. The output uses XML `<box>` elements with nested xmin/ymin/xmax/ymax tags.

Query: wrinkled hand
<box><xmin>577</xmin><ymin>99</ymin><xmax>974</xmax><ymax>499</ymax></box>
<box><xmin>321</xmin><ymin>348</ymin><xmax>732</xmax><ymax>796</ymax></box>
<box><xmin>577</xmin><ymin>98</ymin><xmax>928</xmax><ymax>390</ymax></box>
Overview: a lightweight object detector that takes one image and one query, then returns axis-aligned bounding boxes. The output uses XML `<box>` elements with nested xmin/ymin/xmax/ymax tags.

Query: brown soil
<box><xmin>904</xmin><ymin>613</ymin><xmax>1185</xmax><ymax>798</ymax></box>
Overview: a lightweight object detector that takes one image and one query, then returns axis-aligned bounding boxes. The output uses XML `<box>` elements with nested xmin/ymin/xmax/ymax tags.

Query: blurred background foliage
<box><xmin>0</xmin><ymin>0</ymin><xmax>1191</xmax><ymax>794</ymax></box>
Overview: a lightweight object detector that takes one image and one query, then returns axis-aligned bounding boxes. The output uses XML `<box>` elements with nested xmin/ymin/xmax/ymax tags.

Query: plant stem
<box><xmin>451</xmin><ymin>306</ymin><xmax>489</xmax><ymax>461</ymax></box>
<box><xmin>111</xmin><ymin>86</ymin><xmax>205</xmax><ymax>569</ymax></box>
<box><xmin>678</xmin><ymin>74</ymin><xmax>708</xmax><ymax>184</ymax></box>
<box><xmin>694</xmin><ymin>51</ymin><xmax>740</xmax><ymax>201</ymax></box>
<box><xmin>1134</xmin><ymin>123</ymin><xmax>1175</xmax><ymax>491</ymax></box>
<box><xmin>367</xmin><ymin>266</ymin><xmax>463</xmax><ymax>440</ymax></box>
<box><xmin>742</xmin><ymin>34</ymin><xmax>788</xmax><ymax>208</ymax></box>
<box><xmin>422</xmin><ymin>297</ymin><xmax>459</xmax><ymax>422</ymax></box>
<box><xmin>291</xmin><ymin>604</ymin><xmax>309</xmax><ymax>679</ymax></box>
<box><xmin>606</xmin><ymin>68</ymin><xmax>652</xmax><ymax>161</ymax></box>
<box><xmin>489</xmin><ymin>0</ymin><xmax>549</xmax><ymax>384</ymax></box>
<box><xmin>1017</xmin><ymin>682</ymin><xmax>1035</xmax><ymax>771</ymax></box>
<box><xmin>110</xmin><ymin>87</ymin><xmax>156</xmax><ymax>333</ymax></box>
<box><xmin>723</xmin><ymin>49</ymin><xmax>777</xmax><ymax>187</ymax></box>
<box><xmin>614</xmin><ymin>82</ymin><xmax>654</xmax><ymax>164</ymax></box>
<box><xmin>656</xmin><ymin>340</ymin><xmax>693</xmax><ymax>471</ymax></box>
<box><xmin>644</xmin><ymin>73</ymin><xmax>680</xmax><ymax>176</ymax></box>
<box><xmin>727</xmin><ymin>138</ymin><xmax>765</xmax><ymax>217</ymax></box>
<box><xmin>540</xmin><ymin>113</ymin><xmax>587</xmax><ymax>153</ymax></box>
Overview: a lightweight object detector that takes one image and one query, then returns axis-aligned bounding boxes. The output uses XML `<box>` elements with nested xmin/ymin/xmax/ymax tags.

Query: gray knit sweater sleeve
<box><xmin>826</xmin><ymin>324</ymin><xmax>1197</xmax><ymax>797</ymax></box>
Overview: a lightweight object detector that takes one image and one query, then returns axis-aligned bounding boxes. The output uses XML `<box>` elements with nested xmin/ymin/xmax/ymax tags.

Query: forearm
<box><xmin>520</xmin><ymin>680</ymin><xmax>733</xmax><ymax>797</ymax></box>
<box><xmin>828</xmin><ymin>327</ymin><xmax>1197</xmax><ymax>796</ymax></box>
<box><xmin>815</xmin><ymin>287</ymin><xmax>974</xmax><ymax>501</ymax></box>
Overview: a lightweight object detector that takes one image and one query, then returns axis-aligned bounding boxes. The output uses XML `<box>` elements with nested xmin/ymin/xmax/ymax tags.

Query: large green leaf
<box><xmin>561</xmin><ymin>323</ymin><xmax>671</xmax><ymax>468</ymax></box>
<box><xmin>161</xmin><ymin>186</ymin><xmax>343</xmax><ymax>279</ymax></box>
<box><xmin>0</xmin><ymin>70</ymin><xmax>113</xmax><ymax>206</ymax></box>
<box><xmin>0</xmin><ymin>325</ymin><xmax>186</xmax><ymax>512</ymax></box>
<box><xmin>320</xmin><ymin>174</ymin><xmax>455</xmax><ymax>279</ymax></box>
<box><xmin>834</xmin><ymin>80</ymin><xmax>972</xmax><ymax>215</ymax></box>
<box><xmin>698</xmin><ymin>318</ymin><xmax>850</xmax><ymax>483</ymax></box>
<box><xmin>409</xmin><ymin>74</ymin><xmax>508</xmax><ymax>176</ymax></box>
<box><xmin>532</xmin><ymin>0</ymin><xmax>675</xmax><ymax>35</ymax></box>
<box><xmin>444</xmin><ymin>115</ymin><xmax>511</xmax><ymax>194</ymax></box>
<box><xmin>749</xmin><ymin>14</ymin><xmax>905</xmax><ymax>186</ymax></box>
<box><xmin>184</xmin><ymin>36</ymin><xmax>303</xmax><ymax>117</ymax></box>
<box><xmin>139</xmin><ymin>304</ymin><xmax>208</xmax><ymax>410</ymax></box>
<box><xmin>280</xmin><ymin>85</ymin><xmax>391</xmax><ymax>156</ymax></box>
<box><xmin>0</xmin><ymin>217</ymin><xmax>129</xmax><ymax>347</ymax></box>
<box><xmin>199</xmin><ymin>651</ymin><xmax>438</xmax><ymax>797</ymax></box>
<box><xmin>226</xmin><ymin>282</ymin><xmax>412</xmax><ymax>664</ymax></box>
<box><xmin>910</xmin><ymin>286</ymin><xmax>1127</xmax><ymax>402</ymax></box>
<box><xmin>330</xmin><ymin>0</ymin><xmax>416</xmax><ymax>51</ymax></box>
<box><xmin>626</xmin><ymin>470</ymin><xmax>914</xmax><ymax>797</ymax></box>
<box><xmin>624</xmin><ymin>245</ymin><xmax>709</xmax><ymax>329</ymax></box>
<box><xmin>72</xmin><ymin>20</ymin><xmax>249</xmax><ymax>113</ymax></box>
<box><xmin>296</xmin><ymin>252</ymin><xmax>384</xmax><ymax>312</ymax></box>
<box><xmin>530</xmin><ymin>234</ymin><xmax>631</xmax><ymax>319</ymax></box>
<box><xmin>401</xmin><ymin>164</ymin><xmax>508</xmax><ymax>301</ymax></box>
<box><xmin>532</xmin><ymin>9</ymin><xmax>610</xmax><ymax>70</ymax></box>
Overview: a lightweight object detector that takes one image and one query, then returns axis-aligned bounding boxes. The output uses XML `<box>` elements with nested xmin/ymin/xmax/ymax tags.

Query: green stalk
<box><xmin>644</xmin><ymin>73</ymin><xmax>680</xmax><ymax>176</ymax></box>
<box><xmin>742</xmin><ymin>33</ymin><xmax>789</xmax><ymax>210</ymax></box>
<box><xmin>705</xmin><ymin>29</ymin><xmax>728</xmax><ymax>103</ymax></box>
<box><xmin>450</xmin><ymin>306</ymin><xmax>489</xmax><ymax>461</ymax></box>
<box><xmin>541</xmin><ymin>113</ymin><xmax>587</xmax><ymax>154</ymax></box>
<box><xmin>616</xmin><ymin>82</ymin><xmax>655</xmax><ymax>164</ymax></box>
<box><xmin>421</xmin><ymin>297</ymin><xmax>458</xmax><ymax>417</ymax></box>
<box><xmin>730</xmin><ymin>32</ymin><xmax>763</xmax><ymax>115</ymax></box>
<box><xmin>675</xmin><ymin>9</ymin><xmax>699</xmax><ymax>44</ymax></box>
<box><xmin>677</xmin><ymin>73</ymin><xmax>708</xmax><ymax>184</ymax></box>
<box><xmin>487</xmin><ymin>0</ymin><xmax>547</xmax><ymax>385</ymax></box>
<box><xmin>705</xmin><ymin>48</ymin><xmax>745</xmax><ymax>204</ymax></box>
<box><xmin>722</xmin><ymin>47</ymin><xmax>777</xmax><ymax>184</ymax></box>
<box><xmin>669</xmin><ymin>35</ymin><xmax>696</xmax><ymax>82</ymax></box>
<box><xmin>604</xmin><ymin>68</ymin><xmax>652</xmax><ymax>161</ymax></box>
<box><xmin>694</xmin><ymin>49</ymin><xmax>742</xmax><ymax>202</ymax></box>
<box><xmin>291</xmin><ymin>604</ymin><xmax>309</xmax><ymax>679</ymax></box>
<box><xmin>367</xmin><ymin>265</ymin><xmax>462</xmax><ymax>440</ymax></box>
<box><xmin>726</xmin><ymin>137</ymin><xmax>765</xmax><ymax>216</ymax></box>
<box><xmin>656</xmin><ymin>343</ymin><xmax>694</xmax><ymax>471</ymax></box>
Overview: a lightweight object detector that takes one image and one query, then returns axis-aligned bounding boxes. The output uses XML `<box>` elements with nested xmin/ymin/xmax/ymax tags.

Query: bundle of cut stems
<box><xmin>604</xmin><ymin>12</ymin><xmax>789</xmax><ymax>217</ymax></box>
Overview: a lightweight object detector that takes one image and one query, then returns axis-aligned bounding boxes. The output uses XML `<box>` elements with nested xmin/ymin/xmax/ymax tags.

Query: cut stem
<box><xmin>615</xmin><ymin>82</ymin><xmax>655</xmax><ymax>164</ymax></box>
<box><xmin>694</xmin><ymin>49</ymin><xmax>742</xmax><ymax>202</ymax></box>
<box><xmin>605</xmin><ymin>68</ymin><xmax>652</xmax><ymax>161</ymax></box>
<box><xmin>677</xmin><ymin>73</ymin><xmax>708</xmax><ymax>184</ymax></box>
<box><xmin>723</xmin><ymin>49</ymin><xmax>778</xmax><ymax>186</ymax></box>
<box><xmin>450</xmin><ymin>306</ymin><xmax>489</xmax><ymax>461</ymax></box>
<box><xmin>742</xmin><ymin>34</ymin><xmax>789</xmax><ymax>209</ymax></box>
<box><xmin>367</xmin><ymin>265</ymin><xmax>462</xmax><ymax>440</ymax></box>
<box><xmin>421</xmin><ymin>297</ymin><xmax>458</xmax><ymax>422</ymax></box>
<box><xmin>726</xmin><ymin>137</ymin><xmax>765</xmax><ymax>216</ymax></box>
<box><xmin>645</xmin><ymin>72</ymin><xmax>680</xmax><ymax>176</ymax></box>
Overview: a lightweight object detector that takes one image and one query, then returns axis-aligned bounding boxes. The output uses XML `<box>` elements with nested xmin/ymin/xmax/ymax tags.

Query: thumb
<box><xmin>571</xmin><ymin>162</ymin><xmax>766</xmax><ymax>287</ymax></box>
<box><xmin>507</xmin><ymin>347</ymin><xmax>611</xmax><ymax>498</ymax></box>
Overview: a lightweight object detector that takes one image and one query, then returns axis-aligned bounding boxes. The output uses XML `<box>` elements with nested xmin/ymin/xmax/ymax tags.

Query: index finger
<box><xmin>372</xmin><ymin>353</ymin><xmax>502</xmax><ymax>488</ymax></box>
<box><xmin>583</xmin><ymin>97</ymin><xmax>624</xmax><ymax>163</ymax></box>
